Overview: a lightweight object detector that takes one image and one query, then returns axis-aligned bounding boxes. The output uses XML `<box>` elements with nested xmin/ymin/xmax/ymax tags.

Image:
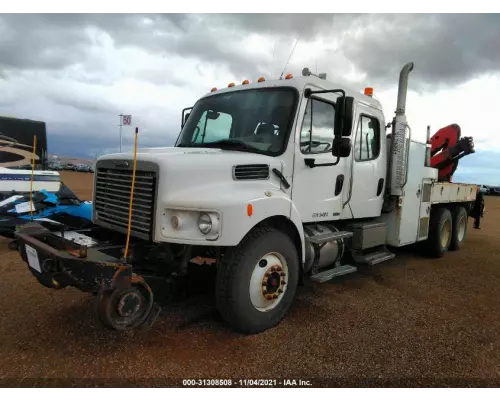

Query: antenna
<box><xmin>279</xmin><ymin>33</ymin><xmax>301</xmax><ymax>80</ymax></box>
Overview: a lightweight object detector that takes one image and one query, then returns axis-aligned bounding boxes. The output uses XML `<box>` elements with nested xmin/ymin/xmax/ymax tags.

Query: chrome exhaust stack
<box><xmin>425</xmin><ymin>125</ymin><xmax>432</xmax><ymax>167</ymax></box>
<box><xmin>396</xmin><ymin>62</ymin><xmax>414</xmax><ymax>116</ymax></box>
<box><xmin>388</xmin><ymin>62</ymin><xmax>414</xmax><ymax>197</ymax></box>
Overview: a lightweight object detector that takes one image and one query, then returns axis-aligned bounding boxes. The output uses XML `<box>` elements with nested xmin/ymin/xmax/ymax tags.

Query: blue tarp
<box><xmin>0</xmin><ymin>183</ymin><xmax>93</xmax><ymax>237</ymax></box>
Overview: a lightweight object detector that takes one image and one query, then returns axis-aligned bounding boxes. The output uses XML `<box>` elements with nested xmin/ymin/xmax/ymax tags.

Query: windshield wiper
<box><xmin>190</xmin><ymin>139</ymin><xmax>263</xmax><ymax>153</ymax></box>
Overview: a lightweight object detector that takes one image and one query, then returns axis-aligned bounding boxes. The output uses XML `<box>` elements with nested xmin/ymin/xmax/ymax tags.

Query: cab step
<box><xmin>307</xmin><ymin>230</ymin><xmax>353</xmax><ymax>245</ymax></box>
<box><xmin>310</xmin><ymin>264</ymin><xmax>358</xmax><ymax>283</ymax></box>
<box><xmin>352</xmin><ymin>246</ymin><xmax>395</xmax><ymax>266</ymax></box>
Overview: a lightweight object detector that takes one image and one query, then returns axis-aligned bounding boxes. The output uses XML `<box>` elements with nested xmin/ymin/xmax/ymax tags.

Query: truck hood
<box><xmin>100</xmin><ymin>146</ymin><xmax>270</xmax><ymax>159</ymax></box>
<box><xmin>97</xmin><ymin>147</ymin><xmax>285</xmax><ymax>205</ymax></box>
<box><xmin>98</xmin><ymin>146</ymin><xmax>280</xmax><ymax>167</ymax></box>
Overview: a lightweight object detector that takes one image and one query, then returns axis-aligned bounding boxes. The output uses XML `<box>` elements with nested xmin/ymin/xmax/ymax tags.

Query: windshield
<box><xmin>176</xmin><ymin>88</ymin><xmax>297</xmax><ymax>155</ymax></box>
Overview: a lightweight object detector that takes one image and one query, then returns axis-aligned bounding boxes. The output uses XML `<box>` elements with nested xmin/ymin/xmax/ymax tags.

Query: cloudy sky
<box><xmin>0</xmin><ymin>13</ymin><xmax>499</xmax><ymax>184</ymax></box>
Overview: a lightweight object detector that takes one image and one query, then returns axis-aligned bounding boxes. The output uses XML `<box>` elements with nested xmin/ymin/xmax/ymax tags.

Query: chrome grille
<box><xmin>94</xmin><ymin>167</ymin><xmax>156</xmax><ymax>238</ymax></box>
<box><xmin>233</xmin><ymin>164</ymin><xmax>270</xmax><ymax>180</ymax></box>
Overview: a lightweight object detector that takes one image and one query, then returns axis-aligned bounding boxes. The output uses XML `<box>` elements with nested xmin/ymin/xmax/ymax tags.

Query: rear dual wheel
<box><xmin>450</xmin><ymin>206</ymin><xmax>468</xmax><ymax>251</ymax></box>
<box><xmin>427</xmin><ymin>206</ymin><xmax>468</xmax><ymax>257</ymax></box>
<box><xmin>427</xmin><ymin>207</ymin><xmax>452</xmax><ymax>258</ymax></box>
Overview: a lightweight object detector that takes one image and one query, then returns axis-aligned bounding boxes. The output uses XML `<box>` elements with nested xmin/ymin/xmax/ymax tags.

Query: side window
<box><xmin>354</xmin><ymin>115</ymin><xmax>380</xmax><ymax>161</ymax></box>
<box><xmin>300</xmin><ymin>98</ymin><xmax>335</xmax><ymax>154</ymax></box>
<box><xmin>192</xmin><ymin>111</ymin><xmax>233</xmax><ymax>143</ymax></box>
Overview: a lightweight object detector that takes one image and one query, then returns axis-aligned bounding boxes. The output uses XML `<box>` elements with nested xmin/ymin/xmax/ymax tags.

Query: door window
<box><xmin>300</xmin><ymin>98</ymin><xmax>335</xmax><ymax>154</ymax></box>
<box><xmin>354</xmin><ymin>115</ymin><xmax>380</xmax><ymax>161</ymax></box>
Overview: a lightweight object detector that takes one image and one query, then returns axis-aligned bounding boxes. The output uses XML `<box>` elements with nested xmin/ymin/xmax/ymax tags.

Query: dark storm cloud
<box><xmin>340</xmin><ymin>14</ymin><xmax>500</xmax><ymax>88</ymax></box>
<box><xmin>0</xmin><ymin>13</ymin><xmax>163</xmax><ymax>71</ymax></box>
<box><xmin>204</xmin><ymin>13</ymin><xmax>361</xmax><ymax>39</ymax></box>
<box><xmin>0</xmin><ymin>14</ymin><xmax>91</xmax><ymax>71</ymax></box>
<box><xmin>146</xmin><ymin>13</ymin><xmax>498</xmax><ymax>87</ymax></box>
<box><xmin>1</xmin><ymin>13</ymin><xmax>498</xmax><ymax>86</ymax></box>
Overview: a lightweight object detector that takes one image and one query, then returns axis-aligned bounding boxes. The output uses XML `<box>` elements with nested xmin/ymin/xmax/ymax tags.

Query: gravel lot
<box><xmin>1</xmin><ymin>171</ymin><xmax>499</xmax><ymax>387</ymax></box>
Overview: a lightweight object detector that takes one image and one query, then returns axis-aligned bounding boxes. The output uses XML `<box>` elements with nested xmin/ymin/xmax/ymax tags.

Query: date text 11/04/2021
<box><xmin>182</xmin><ymin>379</ymin><xmax>312</xmax><ymax>387</ymax></box>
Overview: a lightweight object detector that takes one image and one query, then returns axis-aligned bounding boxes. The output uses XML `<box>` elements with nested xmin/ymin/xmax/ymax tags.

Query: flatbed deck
<box><xmin>431</xmin><ymin>181</ymin><xmax>477</xmax><ymax>204</ymax></box>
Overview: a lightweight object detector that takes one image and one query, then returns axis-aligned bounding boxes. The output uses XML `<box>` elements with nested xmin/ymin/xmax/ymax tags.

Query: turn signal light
<box><xmin>257</xmin><ymin>77</ymin><xmax>265</xmax><ymax>83</ymax></box>
<box><xmin>228</xmin><ymin>82</ymin><xmax>235</xmax><ymax>87</ymax></box>
<box><xmin>285</xmin><ymin>73</ymin><xmax>293</xmax><ymax>80</ymax></box>
<box><xmin>242</xmin><ymin>79</ymin><xmax>249</xmax><ymax>85</ymax></box>
<box><xmin>364</xmin><ymin>87</ymin><xmax>374</xmax><ymax>96</ymax></box>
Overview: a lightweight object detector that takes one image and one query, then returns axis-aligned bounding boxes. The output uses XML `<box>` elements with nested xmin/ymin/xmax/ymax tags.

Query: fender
<box><xmin>156</xmin><ymin>184</ymin><xmax>306</xmax><ymax>263</ymax></box>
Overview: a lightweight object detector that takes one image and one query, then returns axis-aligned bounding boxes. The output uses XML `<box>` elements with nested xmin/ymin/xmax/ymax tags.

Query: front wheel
<box><xmin>215</xmin><ymin>226</ymin><xmax>299</xmax><ymax>334</ymax></box>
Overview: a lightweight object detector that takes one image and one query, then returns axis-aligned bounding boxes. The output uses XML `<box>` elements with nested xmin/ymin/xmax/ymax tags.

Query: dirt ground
<box><xmin>0</xmin><ymin>171</ymin><xmax>499</xmax><ymax>387</ymax></box>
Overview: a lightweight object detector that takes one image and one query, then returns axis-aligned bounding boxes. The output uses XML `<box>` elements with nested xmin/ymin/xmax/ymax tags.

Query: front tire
<box><xmin>427</xmin><ymin>207</ymin><xmax>453</xmax><ymax>258</ymax></box>
<box><xmin>450</xmin><ymin>206</ymin><xmax>468</xmax><ymax>251</ymax></box>
<box><xmin>215</xmin><ymin>226</ymin><xmax>299</xmax><ymax>334</ymax></box>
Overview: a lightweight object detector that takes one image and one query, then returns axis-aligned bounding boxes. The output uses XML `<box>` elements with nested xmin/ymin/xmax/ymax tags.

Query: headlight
<box><xmin>198</xmin><ymin>212</ymin><xmax>212</xmax><ymax>235</ymax></box>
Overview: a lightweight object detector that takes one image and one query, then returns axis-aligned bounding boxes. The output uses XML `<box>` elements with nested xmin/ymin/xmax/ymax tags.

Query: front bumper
<box><xmin>15</xmin><ymin>223</ymin><xmax>161</xmax><ymax>330</ymax></box>
<box><xmin>15</xmin><ymin>223</ymin><xmax>132</xmax><ymax>292</ymax></box>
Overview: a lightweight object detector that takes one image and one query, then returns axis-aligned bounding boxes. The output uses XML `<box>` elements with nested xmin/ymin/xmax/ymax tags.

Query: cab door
<box><xmin>291</xmin><ymin>92</ymin><xmax>351</xmax><ymax>223</ymax></box>
<box><xmin>346</xmin><ymin>105</ymin><xmax>386</xmax><ymax>218</ymax></box>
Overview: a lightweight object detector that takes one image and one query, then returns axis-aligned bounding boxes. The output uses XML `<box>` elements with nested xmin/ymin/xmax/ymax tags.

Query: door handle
<box><xmin>377</xmin><ymin>178</ymin><xmax>384</xmax><ymax>196</ymax></box>
<box><xmin>335</xmin><ymin>174</ymin><xmax>344</xmax><ymax>196</ymax></box>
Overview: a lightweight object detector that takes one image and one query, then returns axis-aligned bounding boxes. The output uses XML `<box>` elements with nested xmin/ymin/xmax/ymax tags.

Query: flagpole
<box><xmin>119</xmin><ymin>114</ymin><xmax>123</xmax><ymax>153</ymax></box>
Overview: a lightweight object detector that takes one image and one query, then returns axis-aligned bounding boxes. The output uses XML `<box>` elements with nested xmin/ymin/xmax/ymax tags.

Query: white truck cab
<box><xmin>90</xmin><ymin>63</ymin><xmax>477</xmax><ymax>333</ymax></box>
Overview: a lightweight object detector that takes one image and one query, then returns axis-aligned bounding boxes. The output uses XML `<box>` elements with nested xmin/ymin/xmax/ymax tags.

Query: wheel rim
<box><xmin>457</xmin><ymin>214</ymin><xmax>467</xmax><ymax>242</ymax></box>
<box><xmin>97</xmin><ymin>281</ymin><xmax>153</xmax><ymax>330</ymax></box>
<box><xmin>441</xmin><ymin>219</ymin><xmax>451</xmax><ymax>248</ymax></box>
<box><xmin>249</xmin><ymin>252</ymin><xmax>288</xmax><ymax>312</ymax></box>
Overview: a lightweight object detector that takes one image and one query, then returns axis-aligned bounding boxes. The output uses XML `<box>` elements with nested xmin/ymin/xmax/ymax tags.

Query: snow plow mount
<box><xmin>14</xmin><ymin>223</ymin><xmax>161</xmax><ymax>331</ymax></box>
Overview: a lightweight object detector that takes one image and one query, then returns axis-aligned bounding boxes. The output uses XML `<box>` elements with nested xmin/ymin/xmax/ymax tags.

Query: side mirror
<box><xmin>334</xmin><ymin>96</ymin><xmax>354</xmax><ymax>136</ymax></box>
<box><xmin>332</xmin><ymin>136</ymin><xmax>352</xmax><ymax>158</ymax></box>
<box><xmin>181</xmin><ymin>107</ymin><xmax>193</xmax><ymax>128</ymax></box>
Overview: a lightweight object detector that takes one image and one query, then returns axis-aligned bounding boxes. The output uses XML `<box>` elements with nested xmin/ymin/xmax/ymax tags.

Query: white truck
<box><xmin>16</xmin><ymin>62</ymin><xmax>478</xmax><ymax>333</ymax></box>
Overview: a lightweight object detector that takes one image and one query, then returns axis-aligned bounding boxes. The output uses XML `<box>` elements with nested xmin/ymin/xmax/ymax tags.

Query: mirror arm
<box><xmin>181</xmin><ymin>107</ymin><xmax>193</xmax><ymax>128</ymax></box>
<box><xmin>304</xmin><ymin>156</ymin><xmax>341</xmax><ymax>168</ymax></box>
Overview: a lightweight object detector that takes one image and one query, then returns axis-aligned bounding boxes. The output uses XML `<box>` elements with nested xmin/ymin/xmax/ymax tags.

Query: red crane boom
<box><xmin>429</xmin><ymin>124</ymin><xmax>475</xmax><ymax>182</ymax></box>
